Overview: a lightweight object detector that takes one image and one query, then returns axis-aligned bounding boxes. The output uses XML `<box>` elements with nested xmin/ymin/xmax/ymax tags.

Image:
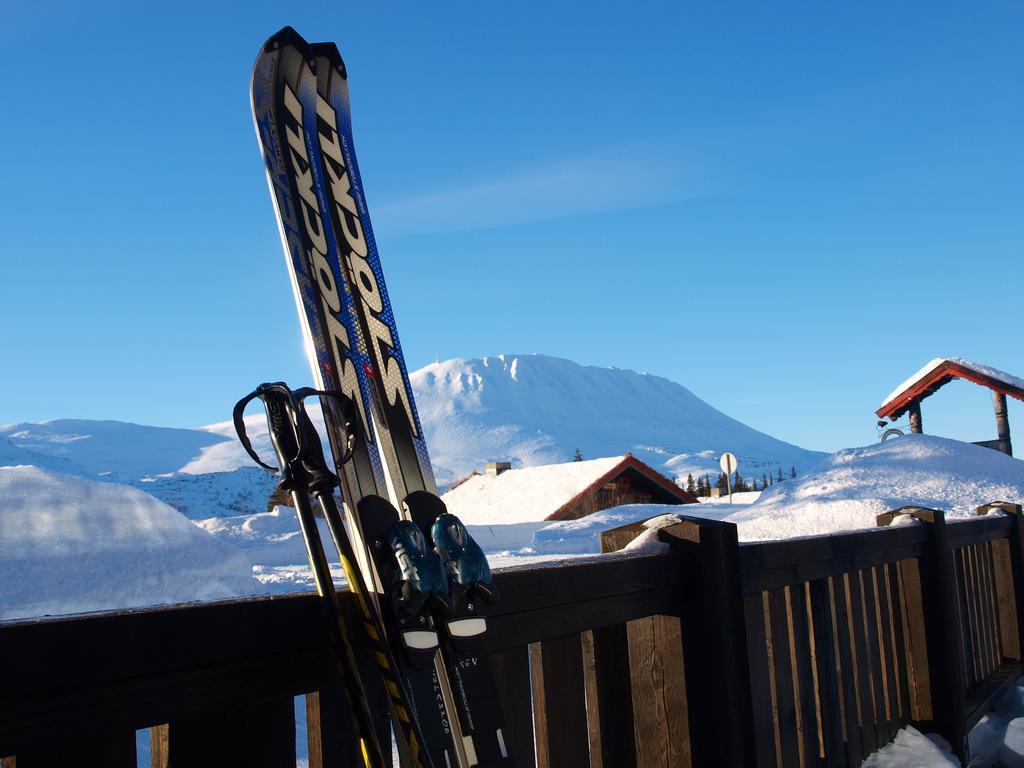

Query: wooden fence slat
<box><xmin>308</xmin><ymin>687</ymin><xmax>362</xmax><ymax>768</ymax></box>
<box><xmin>981</xmin><ymin>541</ymin><xmax>1003</xmax><ymax>667</ymax></box>
<box><xmin>490</xmin><ymin>645</ymin><xmax>537</xmax><ymax>768</ymax></box>
<box><xmin>808</xmin><ymin>579</ymin><xmax>844</xmax><ymax>768</ymax></box>
<box><xmin>833</xmin><ymin>574</ymin><xmax>867</xmax><ymax>765</ymax></box>
<box><xmin>979</xmin><ymin>543</ymin><xmax>999</xmax><ymax>677</ymax></box>
<box><xmin>870</xmin><ymin>567</ymin><xmax>898</xmax><ymax>742</ymax></box>
<box><xmin>787</xmin><ymin>582</ymin><xmax>821</xmax><ymax>766</ymax></box>
<box><xmin>969</xmin><ymin>544</ymin><xmax>992</xmax><ymax>681</ymax></box>
<box><xmin>589</xmin><ymin>624</ymin><xmax>637</xmax><ymax>768</ymax></box>
<box><xmin>883</xmin><ymin>564</ymin><xmax>910</xmax><ymax>723</ymax></box>
<box><xmin>744</xmin><ymin>592</ymin><xmax>778</xmax><ymax>767</ymax></box>
<box><xmin>628</xmin><ymin>616</ymin><xmax>689</xmax><ymax>768</ymax></box>
<box><xmin>539</xmin><ymin>634</ymin><xmax>590</xmax><ymax>768</ymax></box>
<box><xmin>955</xmin><ymin>548</ymin><xmax>977</xmax><ymax>689</ymax></box>
<box><xmin>857</xmin><ymin>569</ymin><xmax>887</xmax><ymax>749</ymax></box>
<box><xmin>768</xmin><ymin>588</ymin><xmax>800</xmax><ymax>767</ymax></box>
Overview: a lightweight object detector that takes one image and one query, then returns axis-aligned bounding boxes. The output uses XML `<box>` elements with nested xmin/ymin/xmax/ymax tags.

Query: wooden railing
<box><xmin>1</xmin><ymin>502</ymin><xmax>1022</xmax><ymax>767</ymax></box>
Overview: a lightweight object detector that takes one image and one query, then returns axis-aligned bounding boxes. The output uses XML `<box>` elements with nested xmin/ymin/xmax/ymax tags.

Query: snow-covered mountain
<box><xmin>413</xmin><ymin>354</ymin><xmax>825</xmax><ymax>487</ymax></box>
<box><xmin>0</xmin><ymin>354</ymin><xmax>824</xmax><ymax>514</ymax></box>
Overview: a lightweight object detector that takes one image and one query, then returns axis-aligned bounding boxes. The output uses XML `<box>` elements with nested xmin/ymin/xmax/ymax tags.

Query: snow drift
<box><xmin>726</xmin><ymin>434</ymin><xmax>1024</xmax><ymax>541</ymax></box>
<box><xmin>0</xmin><ymin>466</ymin><xmax>258</xmax><ymax>621</ymax></box>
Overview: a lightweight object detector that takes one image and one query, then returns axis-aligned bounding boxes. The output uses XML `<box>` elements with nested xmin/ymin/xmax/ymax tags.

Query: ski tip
<box><xmin>311</xmin><ymin>42</ymin><xmax>347</xmax><ymax>79</ymax></box>
<box><xmin>260</xmin><ymin>26</ymin><xmax>317</xmax><ymax>68</ymax></box>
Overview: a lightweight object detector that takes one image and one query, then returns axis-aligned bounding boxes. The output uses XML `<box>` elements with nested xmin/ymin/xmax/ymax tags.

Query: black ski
<box><xmin>309</xmin><ymin>41</ymin><xmax>515</xmax><ymax>767</ymax></box>
<box><xmin>250</xmin><ymin>29</ymin><xmax>457</xmax><ymax>767</ymax></box>
<box><xmin>405</xmin><ymin>492</ymin><xmax>513</xmax><ymax>767</ymax></box>
<box><xmin>252</xmin><ymin>24</ymin><xmax>514</xmax><ymax>768</ymax></box>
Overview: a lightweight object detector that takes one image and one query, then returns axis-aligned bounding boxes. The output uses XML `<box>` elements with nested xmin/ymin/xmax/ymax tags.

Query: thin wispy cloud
<box><xmin>374</xmin><ymin>144</ymin><xmax>714</xmax><ymax>237</ymax></box>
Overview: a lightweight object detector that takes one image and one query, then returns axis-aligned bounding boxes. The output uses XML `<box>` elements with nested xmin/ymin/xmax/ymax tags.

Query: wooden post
<box><xmin>909</xmin><ymin>401</ymin><xmax>923</xmax><ymax>434</ymax></box>
<box><xmin>877</xmin><ymin>507</ymin><xmax>967</xmax><ymax>763</ymax></box>
<box><xmin>978</xmin><ymin>503</ymin><xmax>1024</xmax><ymax>661</ymax></box>
<box><xmin>993</xmin><ymin>392</ymin><xmax>1013</xmax><ymax>456</ymax></box>
<box><xmin>658</xmin><ymin>517</ymin><xmax>753</xmax><ymax>767</ymax></box>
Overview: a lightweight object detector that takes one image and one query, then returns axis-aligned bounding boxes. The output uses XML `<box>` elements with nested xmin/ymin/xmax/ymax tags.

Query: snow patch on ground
<box><xmin>725</xmin><ymin>435</ymin><xmax>1024</xmax><ymax>542</ymax></box>
<box><xmin>0</xmin><ymin>466</ymin><xmax>258</xmax><ymax>621</ymax></box>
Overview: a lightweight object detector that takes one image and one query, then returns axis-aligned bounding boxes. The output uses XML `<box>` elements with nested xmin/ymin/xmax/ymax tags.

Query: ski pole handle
<box><xmin>232</xmin><ymin>381</ymin><xmax>304</xmax><ymax>473</ymax></box>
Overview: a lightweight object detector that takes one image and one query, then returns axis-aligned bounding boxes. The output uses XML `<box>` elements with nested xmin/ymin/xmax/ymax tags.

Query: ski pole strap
<box><xmin>292</xmin><ymin>387</ymin><xmax>357</xmax><ymax>465</ymax></box>
<box><xmin>229</xmin><ymin>380</ymin><xmax>299</xmax><ymax>473</ymax></box>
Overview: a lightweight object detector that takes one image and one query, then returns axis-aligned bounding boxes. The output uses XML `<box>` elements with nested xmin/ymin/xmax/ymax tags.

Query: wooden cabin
<box><xmin>441</xmin><ymin>453</ymin><xmax>697</xmax><ymax>523</ymax></box>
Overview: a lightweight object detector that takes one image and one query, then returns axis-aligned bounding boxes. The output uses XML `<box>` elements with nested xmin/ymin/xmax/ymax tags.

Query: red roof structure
<box><xmin>876</xmin><ymin>357</ymin><xmax>1022</xmax><ymax>456</ymax></box>
<box><xmin>877</xmin><ymin>358</ymin><xmax>1024</xmax><ymax>420</ymax></box>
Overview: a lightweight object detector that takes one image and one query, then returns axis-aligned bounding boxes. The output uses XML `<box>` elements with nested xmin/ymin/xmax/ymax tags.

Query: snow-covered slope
<box><xmin>0</xmin><ymin>419</ymin><xmax>227</xmax><ymax>479</ymax></box>
<box><xmin>0</xmin><ymin>354</ymin><xmax>823</xmax><ymax>513</ymax></box>
<box><xmin>0</xmin><ymin>466</ymin><xmax>258</xmax><ymax>621</ymax></box>
<box><xmin>413</xmin><ymin>354</ymin><xmax>825</xmax><ymax>487</ymax></box>
<box><xmin>0</xmin><ymin>419</ymin><xmax>278</xmax><ymax>519</ymax></box>
<box><xmin>726</xmin><ymin>434</ymin><xmax>1024</xmax><ymax>541</ymax></box>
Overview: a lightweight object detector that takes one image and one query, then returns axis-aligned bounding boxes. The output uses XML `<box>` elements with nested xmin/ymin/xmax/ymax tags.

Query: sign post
<box><xmin>720</xmin><ymin>452</ymin><xmax>738</xmax><ymax>504</ymax></box>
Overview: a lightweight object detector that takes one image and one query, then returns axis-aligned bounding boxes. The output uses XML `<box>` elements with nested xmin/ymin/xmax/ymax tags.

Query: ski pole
<box><xmin>234</xmin><ymin>383</ymin><xmax>387</xmax><ymax>768</ymax></box>
<box><xmin>289</xmin><ymin>388</ymin><xmax>438</xmax><ymax>768</ymax></box>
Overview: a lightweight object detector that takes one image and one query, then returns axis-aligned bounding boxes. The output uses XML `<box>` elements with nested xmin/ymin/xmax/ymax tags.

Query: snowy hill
<box><xmin>412</xmin><ymin>354</ymin><xmax>825</xmax><ymax>487</ymax></box>
<box><xmin>0</xmin><ymin>466</ymin><xmax>258</xmax><ymax>621</ymax></box>
<box><xmin>0</xmin><ymin>354</ymin><xmax>823</xmax><ymax>514</ymax></box>
<box><xmin>0</xmin><ymin>419</ymin><xmax>278</xmax><ymax>519</ymax></box>
<box><xmin>725</xmin><ymin>434</ymin><xmax>1024</xmax><ymax>541</ymax></box>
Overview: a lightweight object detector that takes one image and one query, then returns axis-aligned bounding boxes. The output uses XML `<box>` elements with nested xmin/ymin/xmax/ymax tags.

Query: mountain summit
<box><xmin>412</xmin><ymin>354</ymin><xmax>824</xmax><ymax>487</ymax></box>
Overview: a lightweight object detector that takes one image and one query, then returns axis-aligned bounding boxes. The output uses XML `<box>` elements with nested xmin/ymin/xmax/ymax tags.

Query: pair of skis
<box><xmin>248</xmin><ymin>26</ymin><xmax>511</xmax><ymax>768</ymax></box>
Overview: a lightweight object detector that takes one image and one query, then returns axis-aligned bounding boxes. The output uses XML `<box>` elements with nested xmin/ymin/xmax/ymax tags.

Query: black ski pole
<box><xmin>234</xmin><ymin>383</ymin><xmax>387</xmax><ymax>768</ymax></box>
<box><xmin>290</xmin><ymin>387</ymin><xmax>440</xmax><ymax>768</ymax></box>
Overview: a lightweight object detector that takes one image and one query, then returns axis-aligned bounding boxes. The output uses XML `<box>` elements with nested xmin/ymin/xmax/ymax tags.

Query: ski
<box><xmin>308</xmin><ymin>38</ymin><xmax>515</xmax><ymax>767</ymax></box>
<box><xmin>250</xmin><ymin>29</ymin><xmax>458</xmax><ymax>767</ymax></box>
<box><xmin>252</xmin><ymin>24</ymin><xmax>514</xmax><ymax>767</ymax></box>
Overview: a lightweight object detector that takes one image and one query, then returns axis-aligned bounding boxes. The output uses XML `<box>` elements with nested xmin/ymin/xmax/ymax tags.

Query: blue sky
<box><xmin>2</xmin><ymin>2</ymin><xmax>1021</xmax><ymax>452</ymax></box>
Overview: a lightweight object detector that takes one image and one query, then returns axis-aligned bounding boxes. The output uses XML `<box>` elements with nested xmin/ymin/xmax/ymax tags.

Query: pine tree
<box><xmin>573</xmin><ymin>448</ymin><xmax>583</xmax><ymax>462</ymax></box>
<box><xmin>762</xmin><ymin>473</ymin><xmax>769</xmax><ymax>489</ymax></box>
<box><xmin>686</xmin><ymin>473</ymin><xmax>695</xmax><ymax>496</ymax></box>
<box><xmin>776</xmin><ymin>467</ymin><xmax>784</xmax><ymax>483</ymax></box>
<box><xmin>790</xmin><ymin>466</ymin><xmax>797</xmax><ymax>479</ymax></box>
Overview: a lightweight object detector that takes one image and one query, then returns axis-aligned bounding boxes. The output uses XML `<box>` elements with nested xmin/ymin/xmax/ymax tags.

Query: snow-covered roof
<box><xmin>440</xmin><ymin>454</ymin><xmax>692</xmax><ymax>525</ymax></box>
<box><xmin>877</xmin><ymin>357</ymin><xmax>1024</xmax><ymax>419</ymax></box>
